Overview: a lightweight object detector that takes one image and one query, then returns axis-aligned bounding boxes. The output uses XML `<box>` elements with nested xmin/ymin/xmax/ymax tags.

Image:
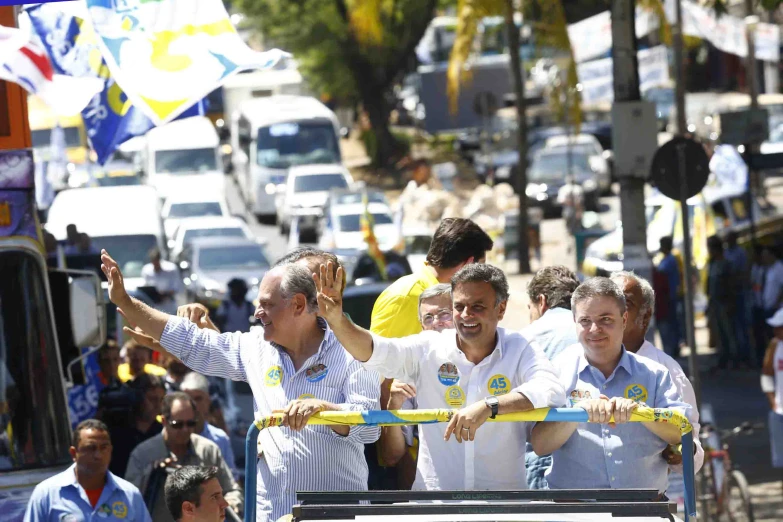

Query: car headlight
<box><xmin>589</xmin><ymin>156</ymin><xmax>607</xmax><ymax>173</ymax></box>
<box><xmin>265</xmin><ymin>183</ymin><xmax>276</xmax><ymax>195</ymax></box>
<box><xmin>583</xmin><ymin>179</ymin><xmax>597</xmax><ymax>191</ymax></box>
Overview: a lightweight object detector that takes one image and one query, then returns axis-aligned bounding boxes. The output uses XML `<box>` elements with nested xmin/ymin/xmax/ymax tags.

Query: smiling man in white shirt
<box><xmin>314</xmin><ymin>262</ymin><xmax>566</xmax><ymax>490</ymax></box>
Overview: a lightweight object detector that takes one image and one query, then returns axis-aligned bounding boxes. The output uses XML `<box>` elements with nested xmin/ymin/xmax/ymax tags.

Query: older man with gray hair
<box><xmin>180</xmin><ymin>372</ymin><xmax>238</xmax><ymax>478</ymax></box>
<box><xmin>530</xmin><ymin>277</ymin><xmax>689</xmax><ymax>493</ymax></box>
<box><xmin>99</xmin><ymin>250</ymin><xmax>381</xmax><ymax>522</ymax></box>
<box><xmin>609</xmin><ymin>271</ymin><xmax>703</xmax><ymax>485</ymax></box>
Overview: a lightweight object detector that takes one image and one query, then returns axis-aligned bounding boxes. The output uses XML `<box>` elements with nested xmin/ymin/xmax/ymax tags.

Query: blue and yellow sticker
<box><xmin>265</xmin><ymin>365</ymin><xmax>283</xmax><ymax>387</ymax></box>
<box><xmin>298</xmin><ymin>393</ymin><xmax>315</xmax><ymax>400</ymax></box>
<box><xmin>112</xmin><ymin>501</ymin><xmax>128</xmax><ymax>519</ymax></box>
<box><xmin>437</xmin><ymin>362</ymin><xmax>459</xmax><ymax>386</ymax></box>
<box><xmin>487</xmin><ymin>374</ymin><xmax>510</xmax><ymax>396</ymax></box>
<box><xmin>444</xmin><ymin>385</ymin><xmax>466</xmax><ymax>407</ymax></box>
<box><xmin>625</xmin><ymin>384</ymin><xmax>648</xmax><ymax>404</ymax></box>
<box><xmin>305</xmin><ymin>363</ymin><xmax>328</xmax><ymax>383</ymax></box>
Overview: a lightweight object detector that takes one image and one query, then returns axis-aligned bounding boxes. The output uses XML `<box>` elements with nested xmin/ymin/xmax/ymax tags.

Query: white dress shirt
<box><xmin>365</xmin><ymin>327</ymin><xmax>566</xmax><ymax>490</ymax></box>
<box><xmin>141</xmin><ymin>260</ymin><xmax>183</xmax><ymax>314</ymax></box>
<box><xmin>637</xmin><ymin>340</ymin><xmax>704</xmax><ymax>473</ymax></box>
<box><xmin>160</xmin><ymin>317</ymin><xmax>381</xmax><ymax>522</ymax></box>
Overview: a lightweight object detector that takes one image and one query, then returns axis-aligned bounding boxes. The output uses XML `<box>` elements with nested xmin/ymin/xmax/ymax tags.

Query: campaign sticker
<box><xmin>112</xmin><ymin>501</ymin><xmax>128</xmax><ymax>519</ymax></box>
<box><xmin>487</xmin><ymin>374</ymin><xmax>510</xmax><ymax>396</ymax></box>
<box><xmin>265</xmin><ymin>365</ymin><xmax>283</xmax><ymax>387</ymax></box>
<box><xmin>437</xmin><ymin>362</ymin><xmax>459</xmax><ymax>386</ymax></box>
<box><xmin>568</xmin><ymin>388</ymin><xmax>593</xmax><ymax>407</ymax></box>
<box><xmin>625</xmin><ymin>384</ymin><xmax>648</xmax><ymax>404</ymax></box>
<box><xmin>298</xmin><ymin>393</ymin><xmax>315</xmax><ymax>400</ymax></box>
<box><xmin>444</xmin><ymin>385</ymin><xmax>466</xmax><ymax>407</ymax></box>
<box><xmin>97</xmin><ymin>504</ymin><xmax>112</xmax><ymax>518</ymax></box>
<box><xmin>305</xmin><ymin>363</ymin><xmax>328</xmax><ymax>383</ymax></box>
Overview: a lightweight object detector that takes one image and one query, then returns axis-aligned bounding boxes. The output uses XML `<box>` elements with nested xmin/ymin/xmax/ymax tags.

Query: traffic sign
<box><xmin>649</xmin><ymin>136</ymin><xmax>710</xmax><ymax>200</ymax></box>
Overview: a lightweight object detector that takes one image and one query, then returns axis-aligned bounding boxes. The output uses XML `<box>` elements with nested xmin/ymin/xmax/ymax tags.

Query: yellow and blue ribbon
<box><xmin>244</xmin><ymin>407</ymin><xmax>695</xmax><ymax>522</ymax></box>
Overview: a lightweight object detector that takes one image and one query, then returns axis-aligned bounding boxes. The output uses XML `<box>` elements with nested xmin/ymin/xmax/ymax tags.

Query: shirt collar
<box><xmin>577</xmin><ymin>345</ymin><xmax>632</xmax><ymax>376</ymax></box>
<box><xmin>454</xmin><ymin>328</ymin><xmax>504</xmax><ymax>360</ymax></box>
<box><xmin>57</xmin><ymin>464</ymin><xmax>119</xmax><ymax>495</ymax></box>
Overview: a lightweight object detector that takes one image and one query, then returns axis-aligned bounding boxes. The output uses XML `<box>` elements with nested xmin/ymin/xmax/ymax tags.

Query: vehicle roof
<box><xmin>46</xmin><ymin>185</ymin><xmax>161</xmax><ymax>239</ymax></box>
<box><xmin>289</xmin><ymin>164</ymin><xmax>350</xmax><ymax>177</ymax></box>
<box><xmin>237</xmin><ymin>95</ymin><xmax>338</xmax><ymax>128</ymax></box>
<box><xmin>333</xmin><ymin>202</ymin><xmax>393</xmax><ymax>216</ymax></box>
<box><xmin>545</xmin><ymin>134</ymin><xmax>600</xmax><ymax>147</ymax></box>
<box><xmin>190</xmin><ymin>237</ymin><xmax>266</xmax><ymax>250</ymax></box>
<box><xmin>175</xmin><ymin>216</ymin><xmax>248</xmax><ymax>231</ymax></box>
<box><xmin>145</xmin><ymin>116</ymin><xmax>219</xmax><ymax>150</ymax></box>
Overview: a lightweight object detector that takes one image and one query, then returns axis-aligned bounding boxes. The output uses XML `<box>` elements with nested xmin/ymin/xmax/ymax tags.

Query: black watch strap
<box><xmin>485</xmin><ymin>397</ymin><xmax>499</xmax><ymax>419</ymax></box>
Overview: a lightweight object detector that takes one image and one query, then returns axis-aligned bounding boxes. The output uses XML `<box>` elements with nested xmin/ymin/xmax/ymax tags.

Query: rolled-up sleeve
<box><xmin>332</xmin><ymin>363</ymin><xmax>382</xmax><ymax>443</ymax></box>
<box><xmin>159</xmin><ymin>316</ymin><xmax>250</xmax><ymax>382</ymax></box>
<box><xmin>514</xmin><ymin>340</ymin><xmax>567</xmax><ymax>409</ymax></box>
<box><xmin>363</xmin><ymin>331</ymin><xmax>436</xmax><ymax>383</ymax></box>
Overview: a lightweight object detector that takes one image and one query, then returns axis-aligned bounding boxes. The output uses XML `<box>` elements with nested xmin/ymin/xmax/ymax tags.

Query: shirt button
<box><xmin>607</xmin><ymin>452</ymin><xmax>612</xmax><ymax>457</ymax></box>
<box><xmin>611</xmin><ymin>476</ymin><xmax>616</xmax><ymax>481</ymax></box>
<box><xmin>602</xmin><ymin>385</ymin><xmax>607</xmax><ymax>390</ymax></box>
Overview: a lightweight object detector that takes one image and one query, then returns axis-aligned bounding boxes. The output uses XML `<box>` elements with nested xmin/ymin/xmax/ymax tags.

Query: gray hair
<box><xmin>179</xmin><ymin>372</ymin><xmax>209</xmax><ymax>394</ymax></box>
<box><xmin>610</xmin><ymin>271</ymin><xmax>655</xmax><ymax>328</ymax></box>
<box><xmin>451</xmin><ymin>264</ymin><xmax>509</xmax><ymax>305</ymax></box>
<box><xmin>419</xmin><ymin>283</ymin><xmax>452</xmax><ymax>311</ymax></box>
<box><xmin>571</xmin><ymin>277</ymin><xmax>626</xmax><ymax>315</ymax></box>
<box><xmin>278</xmin><ymin>263</ymin><xmax>319</xmax><ymax>313</ymax></box>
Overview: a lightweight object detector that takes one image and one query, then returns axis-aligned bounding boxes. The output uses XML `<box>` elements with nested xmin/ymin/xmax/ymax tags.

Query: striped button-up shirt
<box><xmin>160</xmin><ymin>316</ymin><xmax>381</xmax><ymax>522</ymax></box>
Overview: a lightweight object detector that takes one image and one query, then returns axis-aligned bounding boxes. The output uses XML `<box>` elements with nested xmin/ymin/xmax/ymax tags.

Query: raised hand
<box><xmin>312</xmin><ymin>261</ymin><xmax>344</xmax><ymax>324</ymax></box>
<box><xmin>100</xmin><ymin>249</ymin><xmax>130</xmax><ymax>307</ymax></box>
<box><xmin>177</xmin><ymin>303</ymin><xmax>220</xmax><ymax>332</ymax></box>
<box><xmin>388</xmin><ymin>381</ymin><xmax>417</xmax><ymax>411</ymax></box>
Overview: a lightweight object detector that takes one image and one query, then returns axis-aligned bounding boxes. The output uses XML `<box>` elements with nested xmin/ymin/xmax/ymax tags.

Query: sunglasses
<box><xmin>168</xmin><ymin>419</ymin><xmax>197</xmax><ymax>430</ymax></box>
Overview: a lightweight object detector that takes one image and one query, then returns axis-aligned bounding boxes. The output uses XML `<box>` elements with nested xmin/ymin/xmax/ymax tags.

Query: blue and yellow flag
<box><xmin>360</xmin><ymin>191</ymin><xmax>387</xmax><ymax>280</ymax></box>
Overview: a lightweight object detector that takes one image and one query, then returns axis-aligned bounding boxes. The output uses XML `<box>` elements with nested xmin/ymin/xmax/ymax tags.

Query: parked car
<box><xmin>276</xmin><ymin>164</ymin><xmax>353</xmax><ymax>236</ymax></box>
<box><xmin>161</xmin><ymin>192</ymin><xmax>230</xmax><ymax>242</ymax></box>
<box><xmin>526</xmin><ymin>148</ymin><xmax>600</xmax><ymax>214</ymax></box>
<box><xmin>318</xmin><ymin>194</ymin><xmax>400</xmax><ymax>253</ymax></box>
<box><xmin>180</xmin><ymin>237</ymin><xmax>270</xmax><ymax>309</ymax></box>
<box><xmin>542</xmin><ymin>134</ymin><xmax>611</xmax><ymax>194</ymax></box>
<box><xmin>169</xmin><ymin>216</ymin><xmax>254</xmax><ymax>261</ymax></box>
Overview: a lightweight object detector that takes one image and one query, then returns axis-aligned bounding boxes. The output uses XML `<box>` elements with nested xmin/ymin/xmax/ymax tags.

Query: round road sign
<box><xmin>649</xmin><ymin>136</ymin><xmax>710</xmax><ymax>200</ymax></box>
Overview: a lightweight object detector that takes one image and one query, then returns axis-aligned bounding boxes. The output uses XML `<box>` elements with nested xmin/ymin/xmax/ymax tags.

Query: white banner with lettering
<box><xmin>663</xmin><ymin>0</ymin><xmax>779</xmax><ymax>62</ymax></box>
<box><xmin>568</xmin><ymin>8</ymin><xmax>661</xmax><ymax>64</ymax></box>
<box><xmin>578</xmin><ymin>45</ymin><xmax>670</xmax><ymax>104</ymax></box>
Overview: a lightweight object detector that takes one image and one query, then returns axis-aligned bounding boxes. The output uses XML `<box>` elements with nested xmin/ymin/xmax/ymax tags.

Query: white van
<box><xmin>144</xmin><ymin>116</ymin><xmax>224</xmax><ymax>202</ymax></box>
<box><xmin>230</xmin><ymin>95</ymin><xmax>342</xmax><ymax>223</ymax></box>
<box><xmin>45</xmin><ymin>185</ymin><xmax>166</xmax><ymax>290</ymax></box>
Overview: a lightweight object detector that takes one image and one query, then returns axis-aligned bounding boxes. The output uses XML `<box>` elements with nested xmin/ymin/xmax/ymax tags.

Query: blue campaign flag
<box><xmin>25</xmin><ymin>3</ymin><xmax>207</xmax><ymax>164</ymax></box>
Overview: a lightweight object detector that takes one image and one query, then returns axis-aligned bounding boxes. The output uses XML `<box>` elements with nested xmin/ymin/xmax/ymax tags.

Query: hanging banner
<box><xmin>84</xmin><ymin>0</ymin><xmax>288</xmax><ymax>125</ymax></box>
<box><xmin>578</xmin><ymin>46</ymin><xmax>670</xmax><ymax>104</ymax></box>
<box><xmin>25</xmin><ymin>3</ymin><xmax>207</xmax><ymax>165</ymax></box>
<box><xmin>663</xmin><ymin>0</ymin><xmax>779</xmax><ymax>62</ymax></box>
<box><xmin>567</xmin><ymin>8</ymin><xmax>660</xmax><ymax>64</ymax></box>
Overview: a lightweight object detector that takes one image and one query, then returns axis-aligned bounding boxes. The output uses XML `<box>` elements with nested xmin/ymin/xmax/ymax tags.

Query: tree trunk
<box><xmin>360</xmin><ymin>86</ymin><xmax>399</xmax><ymax>167</ymax></box>
<box><xmin>505</xmin><ymin>0</ymin><xmax>531</xmax><ymax>274</ymax></box>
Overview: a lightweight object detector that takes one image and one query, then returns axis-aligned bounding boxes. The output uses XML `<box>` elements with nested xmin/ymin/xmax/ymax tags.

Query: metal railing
<box><xmin>243</xmin><ymin>406</ymin><xmax>695</xmax><ymax>522</ymax></box>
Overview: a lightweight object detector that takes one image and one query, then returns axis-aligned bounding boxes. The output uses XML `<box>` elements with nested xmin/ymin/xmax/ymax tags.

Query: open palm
<box><xmin>100</xmin><ymin>249</ymin><xmax>129</xmax><ymax>306</ymax></box>
<box><xmin>313</xmin><ymin>261</ymin><xmax>344</xmax><ymax>324</ymax></box>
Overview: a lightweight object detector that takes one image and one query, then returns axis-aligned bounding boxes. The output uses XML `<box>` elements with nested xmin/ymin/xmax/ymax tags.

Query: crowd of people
<box><xmin>25</xmin><ymin>216</ymin><xmax>783</xmax><ymax>522</ymax></box>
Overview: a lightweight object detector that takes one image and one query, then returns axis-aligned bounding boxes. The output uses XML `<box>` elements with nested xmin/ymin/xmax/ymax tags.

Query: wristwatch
<box><xmin>484</xmin><ymin>396</ymin><xmax>499</xmax><ymax>419</ymax></box>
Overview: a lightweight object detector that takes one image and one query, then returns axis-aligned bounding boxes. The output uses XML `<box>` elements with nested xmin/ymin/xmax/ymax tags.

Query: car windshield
<box><xmin>94</xmin><ymin>173</ymin><xmax>140</xmax><ymax>187</ymax></box>
<box><xmin>294</xmin><ymin>174</ymin><xmax>348</xmax><ymax>193</ymax></box>
<box><xmin>768</xmin><ymin>119</ymin><xmax>783</xmax><ymax>143</ymax></box>
<box><xmin>154</xmin><ymin>148</ymin><xmax>218</xmax><ymax>174</ymax></box>
<box><xmin>333</xmin><ymin>192</ymin><xmax>387</xmax><ymax>205</ymax></box>
<box><xmin>256</xmin><ymin>120</ymin><xmax>340</xmax><ymax>169</ymax></box>
<box><xmin>182</xmin><ymin>227</ymin><xmax>246</xmax><ymax>247</ymax></box>
<box><xmin>337</xmin><ymin>212</ymin><xmax>394</xmax><ymax>232</ymax></box>
<box><xmin>30</xmin><ymin>126</ymin><xmax>82</xmax><ymax>149</ymax></box>
<box><xmin>547</xmin><ymin>142</ymin><xmax>601</xmax><ymax>156</ymax></box>
<box><xmin>529</xmin><ymin>152</ymin><xmax>591</xmax><ymax>182</ymax></box>
<box><xmin>167</xmin><ymin>202</ymin><xmax>223</xmax><ymax>219</ymax></box>
<box><xmin>198</xmin><ymin>245</ymin><xmax>270</xmax><ymax>271</ymax></box>
<box><xmin>92</xmin><ymin>235</ymin><xmax>159</xmax><ymax>278</ymax></box>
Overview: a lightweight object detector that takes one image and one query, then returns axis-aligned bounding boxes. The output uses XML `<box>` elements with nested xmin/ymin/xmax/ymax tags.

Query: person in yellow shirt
<box><xmin>117</xmin><ymin>340</ymin><xmax>167</xmax><ymax>382</ymax></box>
<box><xmin>370</xmin><ymin>217</ymin><xmax>493</xmax><ymax>338</ymax></box>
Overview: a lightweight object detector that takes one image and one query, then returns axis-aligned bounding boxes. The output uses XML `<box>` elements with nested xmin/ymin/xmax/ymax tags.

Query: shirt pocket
<box><xmin>49</xmin><ymin>504</ymin><xmax>86</xmax><ymax>522</ymax></box>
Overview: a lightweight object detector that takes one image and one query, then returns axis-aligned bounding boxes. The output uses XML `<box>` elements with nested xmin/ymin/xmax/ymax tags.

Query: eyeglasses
<box><xmin>168</xmin><ymin>419</ymin><xmax>197</xmax><ymax>430</ymax></box>
<box><xmin>421</xmin><ymin>310</ymin><xmax>453</xmax><ymax>327</ymax></box>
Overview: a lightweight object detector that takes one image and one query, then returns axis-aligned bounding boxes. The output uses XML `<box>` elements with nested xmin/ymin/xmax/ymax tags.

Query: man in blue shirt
<box><xmin>24</xmin><ymin>419</ymin><xmax>151</xmax><ymax>522</ymax></box>
<box><xmin>520</xmin><ymin>265</ymin><xmax>580</xmax><ymax>489</ymax></box>
<box><xmin>530</xmin><ymin>277</ymin><xmax>689</xmax><ymax>493</ymax></box>
<box><xmin>656</xmin><ymin>236</ymin><xmax>682</xmax><ymax>358</ymax></box>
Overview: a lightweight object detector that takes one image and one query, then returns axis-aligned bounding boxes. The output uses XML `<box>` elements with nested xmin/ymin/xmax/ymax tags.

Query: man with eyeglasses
<box><xmin>125</xmin><ymin>392</ymin><xmax>241</xmax><ymax>522</ymax></box>
<box><xmin>378</xmin><ymin>283</ymin><xmax>453</xmax><ymax>488</ymax></box>
<box><xmin>24</xmin><ymin>419</ymin><xmax>151</xmax><ymax>522</ymax></box>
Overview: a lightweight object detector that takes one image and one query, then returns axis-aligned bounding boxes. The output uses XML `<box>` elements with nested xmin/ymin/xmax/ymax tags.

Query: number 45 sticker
<box><xmin>487</xmin><ymin>374</ymin><xmax>510</xmax><ymax>396</ymax></box>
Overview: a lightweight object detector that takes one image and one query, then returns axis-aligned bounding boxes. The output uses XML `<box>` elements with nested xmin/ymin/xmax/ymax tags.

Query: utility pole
<box><xmin>745</xmin><ymin>7</ymin><xmax>761</xmax><ymax>246</ymax></box>
<box><xmin>611</xmin><ymin>0</ymin><xmax>652</xmax><ymax>285</ymax></box>
<box><xmin>505</xmin><ymin>0</ymin><xmax>531</xmax><ymax>274</ymax></box>
<box><xmin>672</xmin><ymin>0</ymin><xmax>687</xmax><ymax>135</ymax></box>
<box><xmin>764</xmin><ymin>10</ymin><xmax>779</xmax><ymax>95</ymax></box>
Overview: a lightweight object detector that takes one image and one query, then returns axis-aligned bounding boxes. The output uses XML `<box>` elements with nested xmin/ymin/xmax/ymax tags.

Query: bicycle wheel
<box><xmin>723</xmin><ymin>470</ymin><xmax>755</xmax><ymax>522</ymax></box>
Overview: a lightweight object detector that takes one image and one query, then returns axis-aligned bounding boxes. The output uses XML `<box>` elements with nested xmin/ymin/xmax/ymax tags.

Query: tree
<box><xmin>236</xmin><ymin>0</ymin><xmax>438</xmax><ymax>167</ymax></box>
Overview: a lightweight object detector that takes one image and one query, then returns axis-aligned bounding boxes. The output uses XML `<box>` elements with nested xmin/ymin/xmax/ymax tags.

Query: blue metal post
<box><xmin>244</xmin><ymin>422</ymin><xmax>260</xmax><ymax>522</ymax></box>
<box><xmin>681</xmin><ymin>430</ymin><xmax>696</xmax><ymax>521</ymax></box>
